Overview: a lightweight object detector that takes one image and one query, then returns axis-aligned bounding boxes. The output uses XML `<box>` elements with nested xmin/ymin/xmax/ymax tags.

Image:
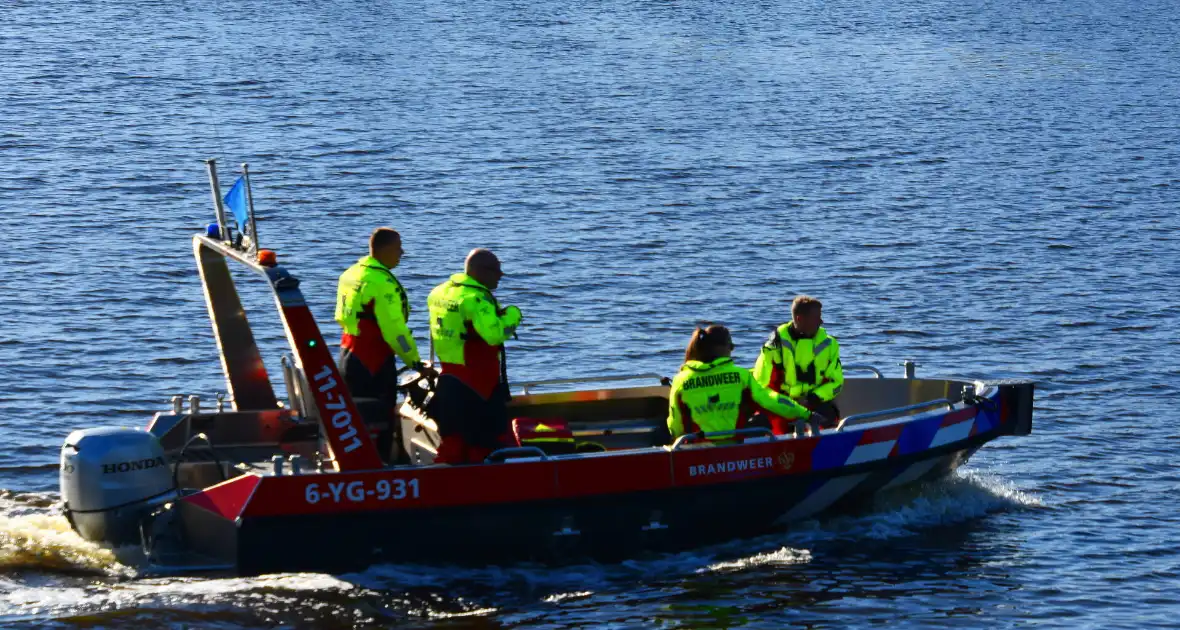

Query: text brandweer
<box><xmin>688</xmin><ymin>457</ymin><xmax>774</xmax><ymax>477</ymax></box>
<box><xmin>682</xmin><ymin>371</ymin><xmax>741</xmax><ymax>390</ymax></box>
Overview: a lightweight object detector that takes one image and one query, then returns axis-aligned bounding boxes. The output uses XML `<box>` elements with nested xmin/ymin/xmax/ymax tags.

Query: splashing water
<box><xmin>700</xmin><ymin>547</ymin><xmax>814</xmax><ymax>574</ymax></box>
<box><xmin>0</xmin><ymin>513</ymin><xmax>131</xmax><ymax>577</ymax></box>
<box><xmin>0</xmin><ymin>492</ymin><xmax>133</xmax><ymax>577</ymax></box>
<box><xmin>862</xmin><ymin>469</ymin><xmax>1042</xmax><ymax>535</ymax></box>
<box><xmin>783</xmin><ymin>469</ymin><xmax>1043</xmax><ymax>546</ymax></box>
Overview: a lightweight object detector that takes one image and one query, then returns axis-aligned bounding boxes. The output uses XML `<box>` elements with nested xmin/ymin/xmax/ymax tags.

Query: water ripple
<box><xmin>1</xmin><ymin>0</ymin><xmax>1179</xmax><ymax>626</ymax></box>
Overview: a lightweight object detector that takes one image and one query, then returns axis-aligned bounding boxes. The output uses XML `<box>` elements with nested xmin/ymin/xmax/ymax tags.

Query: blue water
<box><xmin>2</xmin><ymin>0</ymin><xmax>1179</xmax><ymax>626</ymax></box>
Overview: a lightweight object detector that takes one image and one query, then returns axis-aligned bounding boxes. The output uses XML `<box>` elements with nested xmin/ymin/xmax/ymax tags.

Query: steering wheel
<box><xmin>395</xmin><ymin>362</ymin><xmax>439</xmax><ymax>407</ymax></box>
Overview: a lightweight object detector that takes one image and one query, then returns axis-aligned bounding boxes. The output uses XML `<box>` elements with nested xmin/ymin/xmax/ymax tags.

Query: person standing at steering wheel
<box><xmin>427</xmin><ymin>248</ymin><xmax>522</xmax><ymax>464</ymax></box>
<box><xmin>334</xmin><ymin>227</ymin><xmax>424</xmax><ymax>403</ymax></box>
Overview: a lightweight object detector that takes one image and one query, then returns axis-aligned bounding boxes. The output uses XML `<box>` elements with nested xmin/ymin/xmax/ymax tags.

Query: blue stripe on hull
<box><xmin>974</xmin><ymin>401</ymin><xmax>1001</xmax><ymax>433</ymax></box>
<box><xmin>810</xmin><ymin>430</ymin><xmax>863</xmax><ymax>470</ymax></box>
<box><xmin>897</xmin><ymin>415</ymin><xmax>943</xmax><ymax>456</ymax></box>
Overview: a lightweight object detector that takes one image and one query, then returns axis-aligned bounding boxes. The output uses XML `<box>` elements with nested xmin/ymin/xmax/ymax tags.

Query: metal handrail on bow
<box><xmin>670</xmin><ymin>427</ymin><xmax>776</xmax><ymax>450</ymax></box>
<box><xmin>839</xmin><ymin>398</ymin><xmax>954</xmax><ymax>427</ymax></box>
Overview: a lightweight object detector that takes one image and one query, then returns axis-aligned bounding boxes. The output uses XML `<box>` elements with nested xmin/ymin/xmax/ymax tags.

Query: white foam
<box><xmin>119</xmin><ymin>572</ymin><xmax>356</xmax><ymax>597</ymax></box>
<box><xmin>786</xmin><ymin>468</ymin><xmax>1043</xmax><ymax>545</ymax></box>
<box><xmin>700</xmin><ymin>547</ymin><xmax>813</xmax><ymax>574</ymax></box>
<box><xmin>1</xmin><ymin>579</ymin><xmax>91</xmax><ymax>613</ymax></box>
<box><xmin>427</xmin><ymin>605</ymin><xmax>500</xmax><ymax>619</ymax></box>
<box><xmin>0</xmin><ymin>511</ymin><xmax>134</xmax><ymax>577</ymax></box>
<box><xmin>0</xmin><ymin>569</ymin><xmax>358</xmax><ymax>618</ymax></box>
<box><xmin>542</xmin><ymin>591</ymin><xmax>593</xmax><ymax>603</ymax></box>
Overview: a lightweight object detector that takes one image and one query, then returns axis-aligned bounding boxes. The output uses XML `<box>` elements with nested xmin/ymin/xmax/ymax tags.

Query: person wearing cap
<box><xmin>427</xmin><ymin>248</ymin><xmax>523</xmax><ymax>464</ymax></box>
<box><xmin>335</xmin><ymin>227</ymin><xmax>422</xmax><ymax>402</ymax></box>
<box><xmin>753</xmin><ymin>295</ymin><xmax>844</xmax><ymax>434</ymax></box>
<box><xmin>667</xmin><ymin>324</ymin><xmax>822</xmax><ymax>441</ymax></box>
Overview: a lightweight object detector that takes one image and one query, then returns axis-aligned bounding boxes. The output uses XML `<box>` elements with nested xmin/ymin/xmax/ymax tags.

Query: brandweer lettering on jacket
<box><xmin>682</xmin><ymin>371</ymin><xmax>741</xmax><ymax>390</ymax></box>
<box><xmin>688</xmin><ymin>456</ymin><xmax>774</xmax><ymax>477</ymax></box>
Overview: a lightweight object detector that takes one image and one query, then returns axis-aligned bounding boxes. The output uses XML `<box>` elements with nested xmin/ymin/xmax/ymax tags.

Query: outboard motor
<box><xmin>60</xmin><ymin>427</ymin><xmax>176</xmax><ymax>545</ymax></box>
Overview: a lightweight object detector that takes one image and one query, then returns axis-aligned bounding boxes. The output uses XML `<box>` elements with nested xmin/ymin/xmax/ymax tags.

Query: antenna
<box><xmin>242</xmin><ymin>163</ymin><xmax>261</xmax><ymax>254</ymax></box>
<box><xmin>204</xmin><ymin>159</ymin><xmax>229</xmax><ymax>241</ymax></box>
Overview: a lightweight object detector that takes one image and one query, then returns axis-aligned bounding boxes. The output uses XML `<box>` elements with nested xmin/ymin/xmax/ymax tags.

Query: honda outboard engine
<box><xmin>60</xmin><ymin>427</ymin><xmax>175</xmax><ymax>545</ymax></box>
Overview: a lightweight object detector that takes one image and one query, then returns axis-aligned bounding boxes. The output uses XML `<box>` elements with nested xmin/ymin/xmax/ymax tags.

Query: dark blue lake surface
<box><xmin>2</xmin><ymin>0</ymin><xmax>1179</xmax><ymax>626</ymax></box>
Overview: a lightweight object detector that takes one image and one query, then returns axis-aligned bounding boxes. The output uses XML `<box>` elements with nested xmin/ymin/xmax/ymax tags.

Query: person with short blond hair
<box><xmin>335</xmin><ymin>227</ymin><xmax>422</xmax><ymax>401</ymax></box>
<box><xmin>753</xmin><ymin>295</ymin><xmax>844</xmax><ymax>433</ymax></box>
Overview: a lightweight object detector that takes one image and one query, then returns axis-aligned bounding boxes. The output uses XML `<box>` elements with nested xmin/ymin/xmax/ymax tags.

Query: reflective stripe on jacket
<box><xmin>752</xmin><ymin>324</ymin><xmax>843</xmax><ymax>402</ymax></box>
<box><xmin>427</xmin><ymin>272</ymin><xmax>521</xmax><ymax>399</ymax></box>
<box><xmin>667</xmin><ymin>357</ymin><xmax>810</xmax><ymax>439</ymax></box>
<box><xmin>334</xmin><ymin>255</ymin><xmax>420</xmax><ymax>372</ymax></box>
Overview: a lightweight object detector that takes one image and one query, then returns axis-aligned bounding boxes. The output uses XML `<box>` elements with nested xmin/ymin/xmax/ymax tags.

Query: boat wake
<box><xmin>344</xmin><ymin>468</ymin><xmax>1041</xmax><ymax>597</ymax></box>
<box><xmin>785</xmin><ymin>468</ymin><xmax>1043</xmax><ymax>545</ymax></box>
<box><xmin>699</xmin><ymin>546</ymin><xmax>814</xmax><ymax>574</ymax></box>
<box><xmin>0</xmin><ymin>491</ymin><xmax>132</xmax><ymax>577</ymax></box>
<box><xmin>0</xmin><ymin>469</ymin><xmax>1042</xmax><ymax>623</ymax></box>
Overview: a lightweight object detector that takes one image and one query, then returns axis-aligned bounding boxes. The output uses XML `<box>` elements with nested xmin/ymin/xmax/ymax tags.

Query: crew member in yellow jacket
<box><xmin>753</xmin><ymin>295</ymin><xmax>844</xmax><ymax>434</ymax></box>
<box><xmin>334</xmin><ymin>227</ymin><xmax>421</xmax><ymax>401</ymax></box>
<box><xmin>427</xmin><ymin>248</ymin><xmax>523</xmax><ymax>464</ymax></box>
<box><xmin>667</xmin><ymin>325</ymin><xmax>823</xmax><ymax>441</ymax></box>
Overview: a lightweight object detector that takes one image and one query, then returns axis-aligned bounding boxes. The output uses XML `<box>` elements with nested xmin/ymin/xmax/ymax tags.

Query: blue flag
<box><xmin>222</xmin><ymin>176</ymin><xmax>249</xmax><ymax>230</ymax></box>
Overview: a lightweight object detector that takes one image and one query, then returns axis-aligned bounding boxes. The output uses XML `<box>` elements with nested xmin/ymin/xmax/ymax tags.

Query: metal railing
<box><xmin>571</xmin><ymin>426</ymin><xmax>654</xmax><ymax>438</ymax></box>
<box><xmin>484</xmin><ymin>446</ymin><xmax>549</xmax><ymax>463</ymax></box>
<box><xmin>840</xmin><ymin>398</ymin><xmax>954</xmax><ymax>426</ymax></box>
<box><xmin>279</xmin><ymin>354</ymin><xmax>314</xmax><ymax>419</ymax></box>
<box><xmin>517</xmin><ymin>373</ymin><xmax>666</xmax><ymax>395</ymax></box>
<box><xmin>843</xmin><ymin>364</ymin><xmax>883</xmax><ymax>378</ymax></box>
<box><xmin>670</xmin><ymin>427</ymin><xmax>775</xmax><ymax>450</ymax></box>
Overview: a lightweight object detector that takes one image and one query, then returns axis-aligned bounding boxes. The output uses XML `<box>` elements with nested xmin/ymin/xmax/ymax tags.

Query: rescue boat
<box><xmin>57</xmin><ymin>163</ymin><xmax>1034</xmax><ymax>575</ymax></box>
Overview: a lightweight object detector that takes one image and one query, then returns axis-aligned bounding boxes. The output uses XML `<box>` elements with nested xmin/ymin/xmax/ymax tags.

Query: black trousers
<box><xmin>337</xmin><ymin>348</ymin><xmax>400</xmax><ymax>462</ymax></box>
<box><xmin>337</xmin><ymin>348</ymin><xmax>398</xmax><ymax>402</ymax></box>
<box><xmin>431</xmin><ymin>375</ymin><xmax>510</xmax><ymax>450</ymax></box>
